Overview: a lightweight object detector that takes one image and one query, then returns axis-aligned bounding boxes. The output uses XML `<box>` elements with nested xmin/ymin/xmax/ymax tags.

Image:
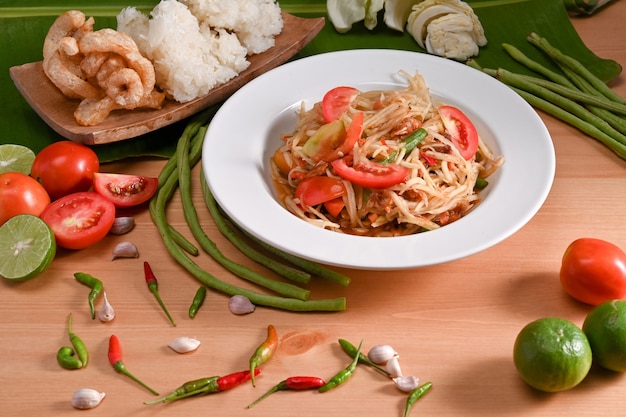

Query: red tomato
<box><xmin>31</xmin><ymin>141</ymin><xmax>99</xmax><ymax>200</ymax></box>
<box><xmin>92</xmin><ymin>173</ymin><xmax>158</xmax><ymax>208</ymax></box>
<box><xmin>0</xmin><ymin>172</ymin><xmax>51</xmax><ymax>226</ymax></box>
<box><xmin>40</xmin><ymin>192</ymin><xmax>115</xmax><ymax>250</ymax></box>
<box><xmin>331</xmin><ymin>157</ymin><xmax>408</xmax><ymax>189</ymax></box>
<box><xmin>321</xmin><ymin>86</ymin><xmax>359</xmax><ymax>123</ymax></box>
<box><xmin>295</xmin><ymin>176</ymin><xmax>346</xmax><ymax>207</ymax></box>
<box><xmin>560</xmin><ymin>238</ymin><xmax>626</xmax><ymax>305</ymax></box>
<box><xmin>324</xmin><ymin>197</ymin><xmax>345</xmax><ymax>217</ymax></box>
<box><xmin>438</xmin><ymin>105</ymin><xmax>479</xmax><ymax>160</ymax></box>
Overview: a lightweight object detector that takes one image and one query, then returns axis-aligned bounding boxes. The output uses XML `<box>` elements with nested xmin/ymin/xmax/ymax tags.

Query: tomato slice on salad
<box><xmin>438</xmin><ymin>105</ymin><xmax>479</xmax><ymax>160</ymax></box>
<box><xmin>40</xmin><ymin>191</ymin><xmax>115</xmax><ymax>250</ymax></box>
<box><xmin>331</xmin><ymin>157</ymin><xmax>408</xmax><ymax>189</ymax></box>
<box><xmin>93</xmin><ymin>173</ymin><xmax>158</xmax><ymax>208</ymax></box>
<box><xmin>321</xmin><ymin>86</ymin><xmax>359</xmax><ymax>123</ymax></box>
<box><xmin>295</xmin><ymin>176</ymin><xmax>346</xmax><ymax>207</ymax></box>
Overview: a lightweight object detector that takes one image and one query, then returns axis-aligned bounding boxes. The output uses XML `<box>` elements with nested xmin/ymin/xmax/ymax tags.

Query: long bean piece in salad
<box><xmin>148</xmin><ymin>107</ymin><xmax>348</xmax><ymax>312</ymax></box>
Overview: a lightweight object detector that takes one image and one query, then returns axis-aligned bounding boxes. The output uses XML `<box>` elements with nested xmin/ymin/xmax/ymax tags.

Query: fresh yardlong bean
<box><xmin>148</xmin><ymin>116</ymin><xmax>346</xmax><ymax>312</ymax></box>
<box><xmin>235</xmin><ymin>226</ymin><xmax>351</xmax><ymax>287</ymax></box>
<box><xmin>200</xmin><ymin>171</ymin><xmax>311</xmax><ymax>285</ymax></box>
<box><xmin>527</xmin><ymin>33</ymin><xmax>626</xmax><ymax>104</ymax></box>
<box><xmin>511</xmin><ymin>87</ymin><xmax>626</xmax><ymax>160</ymax></box>
<box><xmin>495</xmin><ymin>68</ymin><xmax>626</xmax><ymax>146</ymax></box>
<box><xmin>501</xmin><ymin>43</ymin><xmax>576</xmax><ymax>88</ymax></box>
<box><xmin>176</xmin><ymin>123</ymin><xmax>311</xmax><ymax>300</ymax></box>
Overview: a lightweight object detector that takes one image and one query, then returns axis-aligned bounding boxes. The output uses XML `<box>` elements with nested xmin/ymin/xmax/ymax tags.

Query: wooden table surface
<box><xmin>2</xmin><ymin>3</ymin><xmax>626</xmax><ymax>416</ymax></box>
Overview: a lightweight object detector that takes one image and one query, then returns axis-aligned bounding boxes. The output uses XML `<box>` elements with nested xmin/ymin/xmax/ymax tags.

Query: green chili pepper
<box><xmin>382</xmin><ymin>128</ymin><xmax>428</xmax><ymax>165</ymax></box>
<box><xmin>318</xmin><ymin>340</ymin><xmax>363</xmax><ymax>393</ymax></box>
<box><xmin>338</xmin><ymin>338</ymin><xmax>390</xmax><ymax>377</ymax></box>
<box><xmin>56</xmin><ymin>313</ymin><xmax>88</xmax><ymax>369</ymax></box>
<box><xmin>56</xmin><ymin>346</ymin><xmax>83</xmax><ymax>370</ymax></box>
<box><xmin>249</xmin><ymin>325</ymin><xmax>278</xmax><ymax>387</ymax></box>
<box><xmin>188</xmin><ymin>286</ymin><xmax>207</xmax><ymax>319</ymax></box>
<box><xmin>74</xmin><ymin>272</ymin><xmax>103</xmax><ymax>320</ymax></box>
<box><xmin>403</xmin><ymin>381</ymin><xmax>433</xmax><ymax>417</ymax></box>
<box><xmin>67</xmin><ymin>313</ymin><xmax>88</xmax><ymax>367</ymax></box>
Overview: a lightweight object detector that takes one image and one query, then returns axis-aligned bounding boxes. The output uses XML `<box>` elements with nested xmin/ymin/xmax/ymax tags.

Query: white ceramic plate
<box><xmin>202</xmin><ymin>50</ymin><xmax>555</xmax><ymax>270</ymax></box>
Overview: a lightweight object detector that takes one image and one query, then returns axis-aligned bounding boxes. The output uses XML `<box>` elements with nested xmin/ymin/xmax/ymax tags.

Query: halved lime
<box><xmin>0</xmin><ymin>214</ymin><xmax>56</xmax><ymax>281</ymax></box>
<box><xmin>0</xmin><ymin>144</ymin><xmax>36</xmax><ymax>175</ymax></box>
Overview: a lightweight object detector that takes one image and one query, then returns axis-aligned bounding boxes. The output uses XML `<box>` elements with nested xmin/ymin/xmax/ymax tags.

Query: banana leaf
<box><xmin>0</xmin><ymin>0</ymin><xmax>621</xmax><ymax>162</ymax></box>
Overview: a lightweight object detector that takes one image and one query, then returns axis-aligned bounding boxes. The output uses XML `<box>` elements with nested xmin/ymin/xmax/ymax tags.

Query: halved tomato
<box><xmin>40</xmin><ymin>192</ymin><xmax>115</xmax><ymax>250</ymax></box>
<box><xmin>93</xmin><ymin>173</ymin><xmax>158</xmax><ymax>208</ymax></box>
<box><xmin>303</xmin><ymin>112</ymin><xmax>364</xmax><ymax>163</ymax></box>
<box><xmin>331</xmin><ymin>157</ymin><xmax>408</xmax><ymax>189</ymax></box>
<box><xmin>321</xmin><ymin>86</ymin><xmax>359</xmax><ymax>123</ymax></box>
<box><xmin>295</xmin><ymin>176</ymin><xmax>346</xmax><ymax>207</ymax></box>
<box><xmin>438</xmin><ymin>105</ymin><xmax>479</xmax><ymax>160</ymax></box>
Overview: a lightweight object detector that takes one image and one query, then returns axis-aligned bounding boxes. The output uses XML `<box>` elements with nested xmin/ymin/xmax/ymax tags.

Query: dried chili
<box><xmin>74</xmin><ymin>272</ymin><xmax>103</xmax><ymax>319</ymax></box>
<box><xmin>108</xmin><ymin>334</ymin><xmax>159</xmax><ymax>395</ymax></box>
<box><xmin>318</xmin><ymin>340</ymin><xmax>363</xmax><ymax>393</ymax></box>
<box><xmin>247</xmin><ymin>376</ymin><xmax>326</xmax><ymax>408</ymax></box>
<box><xmin>249</xmin><ymin>324</ymin><xmax>278</xmax><ymax>387</ymax></box>
<box><xmin>143</xmin><ymin>261</ymin><xmax>176</xmax><ymax>326</ymax></box>
<box><xmin>144</xmin><ymin>369</ymin><xmax>260</xmax><ymax>405</ymax></box>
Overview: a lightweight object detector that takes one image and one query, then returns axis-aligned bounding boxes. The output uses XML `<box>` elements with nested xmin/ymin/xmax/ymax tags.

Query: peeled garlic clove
<box><xmin>109</xmin><ymin>216</ymin><xmax>135</xmax><ymax>235</ymax></box>
<box><xmin>367</xmin><ymin>344</ymin><xmax>398</xmax><ymax>365</ymax></box>
<box><xmin>168</xmin><ymin>336</ymin><xmax>201</xmax><ymax>354</ymax></box>
<box><xmin>98</xmin><ymin>291</ymin><xmax>115</xmax><ymax>322</ymax></box>
<box><xmin>393</xmin><ymin>375</ymin><xmax>420</xmax><ymax>392</ymax></box>
<box><xmin>71</xmin><ymin>388</ymin><xmax>105</xmax><ymax>409</ymax></box>
<box><xmin>385</xmin><ymin>355</ymin><xmax>403</xmax><ymax>378</ymax></box>
<box><xmin>229</xmin><ymin>295</ymin><xmax>255</xmax><ymax>315</ymax></box>
<box><xmin>111</xmin><ymin>241</ymin><xmax>139</xmax><ymax>260</ymax></box>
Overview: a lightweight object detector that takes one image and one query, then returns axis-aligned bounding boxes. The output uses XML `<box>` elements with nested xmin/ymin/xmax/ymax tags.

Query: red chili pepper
<box><xmin>143</xmin><ymin>261</ymin><xmax>176</xmax><ymax>326</ymax></box>
<box><xmin>144</xmin><ymin>369</ymin><xmax>261</xmax><ymax>405</ymax></box>
<box><xmin>108</xmin><ymin>334</ymin><xmax>159</xmax><ymax>396</ymax></box>
<box><xmin>246</xmin><ymin>376</ymin><xmax>326</xmax><ymax>408</ymax></box>
<box><xmin>249</xmin><ymin>324</ymin><xmax>278</xmax><ymax>387</ymax></box>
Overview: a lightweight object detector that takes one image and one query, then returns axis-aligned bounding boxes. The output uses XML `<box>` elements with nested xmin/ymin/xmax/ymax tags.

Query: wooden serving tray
<box><xmin>9</xmin><ymin>12</ymin><xmax>325</xmax><ymax>145</ymax></box>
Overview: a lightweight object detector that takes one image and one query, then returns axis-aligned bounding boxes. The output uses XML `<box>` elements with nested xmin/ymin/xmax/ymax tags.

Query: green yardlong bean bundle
<box><xmin>474</xmin><ymin>33</ymin><xmax>626</xmax><ymax>161</ymax></box>
<box><xmin>148</xmin><ymin>108</ymin><xmax>348</xmax><ymax>312</ymax></box>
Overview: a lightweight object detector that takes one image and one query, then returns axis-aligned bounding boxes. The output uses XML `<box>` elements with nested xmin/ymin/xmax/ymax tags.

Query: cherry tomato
<box><xmin>321</xmin><ymin>86</ymin><xmax>359</xmax><ymax>123</ymax></box>
<box><xmin>331</xmin><ymin>157</ymin><xmax>408</xmax><ymax>189</ymax></box>
<box><xmin>438</xmin><ymin>105</ymin><xmax>479</xmax><ymax>160</ymax></box>
<box><xmin>92</xmin><ymin>173</ymin><xmax>158</xmax><ymax>208</ymax></box>
<box><xmin>560</xmin><ymin>238</ymin><xmax>626</xmax><ymax>305</ymax></box>
<box><xmin>0</xmin><ymin>172</ymin><xmax>51</xmax><ymax>226</ymax></box>
<box><xmin>31</xmin><ymin>141</ymin><xmax>99</xmax><ymax>200</ymax></box>
<box><xmin>295</xmin><ymin>176</ymin><xmax>346</xmax><ymax>207</ymax></box>
<box><xmin>40</xmin><ymin>192</ymin><xmax>115</xmax><ymax>250</ymax></box>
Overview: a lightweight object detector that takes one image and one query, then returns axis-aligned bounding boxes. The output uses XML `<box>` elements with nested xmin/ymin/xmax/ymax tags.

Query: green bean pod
<box><xmin>56</xmin><ymin>346</ymin><xmax>83</xmax><ymax>370</ymax></box>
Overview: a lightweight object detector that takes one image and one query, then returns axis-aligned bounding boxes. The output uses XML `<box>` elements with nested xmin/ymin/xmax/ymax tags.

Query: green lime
<box><xmin>583</xmin><ymin>299</ymin><xmax>626</xmax><ymax>372</ymax></box>
<box><xmin>513</xmin><ymin>317</ymin><xmax>592</xmax><ymax>392</ymax></box>
<box><xmin>0</xmin><ymin>214</ymin><xmax>56</xmax><ymax>281</ymax></box>
<box><xmin>0</xmin><ymin>144</ymin><xmax>36</xmax><ymax>175</ymax></box>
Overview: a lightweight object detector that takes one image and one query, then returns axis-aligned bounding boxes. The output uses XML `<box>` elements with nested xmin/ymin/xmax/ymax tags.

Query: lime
<box><xmin>513</xmin><ymin>317</ymin><xmax>592</xmax><ymax>392</ymax></box>
<box><xmin>0</xmin><ymin>214</ymin><xmax>56</xmax><ymax>281</ymax></box>
<box><xmin>583</xmin><ymin>299</ymin><xmax>626</xmax><ymax>372</ymax></box>
<box><xmin>0</xmin><ymin>144</ymin><xmax>36</xmax><ymax>175</ymax></box>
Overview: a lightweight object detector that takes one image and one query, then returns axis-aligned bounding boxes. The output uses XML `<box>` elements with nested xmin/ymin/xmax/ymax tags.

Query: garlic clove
<box><xmin>109</xmin><ymin>216</ymin><xmax>135</xmax><ymax>235</ymax></box>
<box><xmin>98</xmin><ymin>291</ymin><xmax>115</xmax><ymax>322</ymax></box>
<box><xmin>168</xmin><ymin>336</ymin><xmax>201</xmax><ymax>354</ymax></box>
<box><xmin>367</xmin><ymin>344</ymin><xmax>398</xmax><ymax>365</ymax></box>
<box><xmin>228</xmin><ymin>295</ymin><xmax>255</xmax><ymax>315</ymax></box>
<box><xmin>71</xmin><ymin>388</ymin><xmax>106</xmax><ymax>409</ymax></box>
<box><xmin>393</xmin><ymin>375</ymin><xmax>420</xmax><ymax>392</ymax></box>
<box><xmin>385</xmin><ymin>355</ymin><xmax>403</xmax><ymax>378</ymax></box>
<box><xmin>111</xmin><ymin>241</ymin><xmax>139</xmax><ymax>260</ymax></box>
